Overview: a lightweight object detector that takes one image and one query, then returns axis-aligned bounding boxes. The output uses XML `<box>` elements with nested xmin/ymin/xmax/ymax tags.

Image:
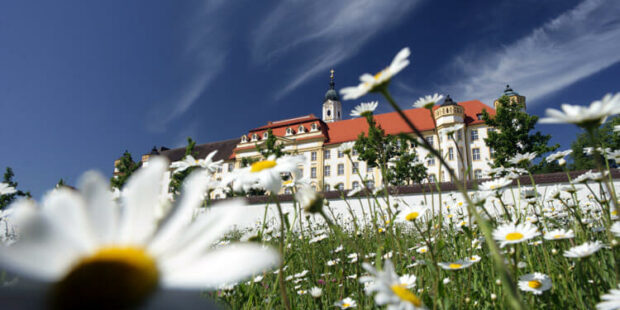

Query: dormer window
<box><xmin>263</xmin><ymin>132</ymin><xmax>269</xmax><ymax>139</ymax></box>
<box><xmin>251</xmin><ymin>133</ymin><xmax>258</xmax><ymax>141</ymax></box>
<box><xmin>241</xmin><ymin>135</ymin><xmax>248</xmax><ymax>143</ymax></box>
<box><xmin>298</xmin><ymin>125</ymin><xmax>305</xmax><ymax>134</ymax></box>
<box><xmin>310</xmin><ymin>123</ymin><xmax>319</xmax><ymax>131</ymax></box>
<box><xmin>286</xmin><ymin>127</ymin><xmax>294</xmax><ymax>136</ymax></box>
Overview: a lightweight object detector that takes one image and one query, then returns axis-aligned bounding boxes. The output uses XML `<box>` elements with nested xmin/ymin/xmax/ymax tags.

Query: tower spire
<box><xmin>329</xmin><ymin>68</ymin><xmax>335</xmax><ymax>89</ymax></box>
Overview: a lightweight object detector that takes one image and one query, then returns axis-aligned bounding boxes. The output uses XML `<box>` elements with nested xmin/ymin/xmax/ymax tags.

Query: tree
<box><xmin>385</xmin><ymin>136</ymin><xmax>427</xmax><ymax>186</ymax></box>
<box><xmin>257</xmin><ymin>129</ymin><xmax>285</xmax><ymax>159</ymax></box>
<box><xmin>0</xmin><ymin>167</ymin><xmax>30</xmax><ymax>210</ymax></box>
<box><xmin>482</xmin><ymin>96</ymin><xmax>559</xmax><ymax>172</ymax></box>
<box><xmin>570</xmin><ymin>116</ymin><xmax>620</xmax><ymax>170</ymax></box>
<box><xmin>111</xmin><ymin>150</ymin><xmax>141</xmax><ymax>189</ymax></box>
<box><xmin>354</xmin><ymin>113</ymin><xmax>400</xmax><ymax>184</ymax></box>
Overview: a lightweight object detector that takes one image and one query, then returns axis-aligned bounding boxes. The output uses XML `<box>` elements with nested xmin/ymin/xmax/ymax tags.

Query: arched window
<box><xmin>335</xmin><ymin>183</ymin><xmax>344</xmax><ymax>191</ymax></box>
<box><xmin>298</xmin><ymin>125</ymin><xmax>305</xmax><ymax>133</ymax></box>
<box><xmin>263</xmin><ymin>132</ymin><xmax>269</xmax><ymax>139</ymax></box>
<box><xmin>241</xmin><ymin>135</ymin><xmax>248</xmax><ymax>143</ymax></box>
<box><xmin>311</xmin><ymin>123</ymin><xmax>319</xmax><ymax>131</ymax></box>
<box><xmin>286</xmin><ymin>128</ymin><xmax>293</xmax><ymax>136</ymax></box>
<box><xmin>327</xmin><ymin>109</ymin><xmax>331</xmax><ymax>116</ymax></box>
<box><xmin>251</xmin><ymin>133</ymin><xmax>258</xmax><ymax>141</ymax></box>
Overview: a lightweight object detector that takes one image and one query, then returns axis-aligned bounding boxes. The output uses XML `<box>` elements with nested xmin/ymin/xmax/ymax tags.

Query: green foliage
<box><xmin>110</xmin><ymin>150</ymin><xmax>141</xmax><ymax>189</ymax></box>
<box><xmin>257</xmin><ymin>129</ymin><xmax>285</xmax><ymax>159</ymax></box>
<box><xmin>0</xmin><ymin>167</ymin><xmax>30</xmax><ymax>210</ymax></box>
<box><xmin>56</xmin><ymin>178</ymin><xmax>66</xmax><ymax>188</ymax></box>
<box><xmin>169</xmin><ymin>137</ymin><xmax>198</xmax><ymax>194</ymax></box>
<box><xmin>354</xmin><ymin>114</ymin><xmax>400</xmax><ymax>184</ymax></box>
<box><xmin>482</xmin><ymin>96</ymin><xmax>559</xmax><ymax>172</ymax></box>
<box><xmin>385</xmin><ymin>136</ymin><xmax>427</xmax><ymax>186</ymax></box>
<box><xmin>570</xmin><ymin>116</ymin><xmax>620</xmax><ymax>170</ymax></box>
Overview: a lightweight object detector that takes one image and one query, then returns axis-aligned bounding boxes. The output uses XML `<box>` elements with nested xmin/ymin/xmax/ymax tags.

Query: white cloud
<box><xmin>146</xmin><ymin>1</ymin><xmax>228</xmax><ymax>133</ymax></box>
<box><xmin>252</xmin><ymin>0</ymin><xmax>422</xmax><ymax>100</ymax></box>
<box><xmin>444</xmin><ymin>0</ymin><xmax>620</xmax><ymax>106</ymax></box>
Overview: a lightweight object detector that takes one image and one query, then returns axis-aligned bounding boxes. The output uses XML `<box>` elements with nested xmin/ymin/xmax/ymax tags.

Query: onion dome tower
<box><xmin>322</xmin><ymin>69</ymin><xmax>342</xmax><ymax>123</ymax></box>
<box><xmin>433</xmin><ymin>95</ymin><xmax>465</xmax><ymax>128</ymax></box>
<box><xmin>494</xmin><ymin>84</ymin><xmax>526</xmax><ymax>110</ymax></box>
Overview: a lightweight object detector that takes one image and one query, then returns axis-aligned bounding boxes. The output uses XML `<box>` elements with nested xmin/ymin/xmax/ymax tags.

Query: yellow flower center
<box><xmin>283</xmin><ymin>180</ymin><xmax>293</xmax><ymax>186</ymax></box>
<box><xmin>553</xmin><ymin>234</ymin><xmax>564</xmax><ymax>239</ymax></box>
<box><xmin>490</xmin><ymin>185</ymin><xmax>496</xmax><ymax>190</ymax></box>
<box><xmin>449</xmin><ymin>263</ymin><xmax>462</xmax><ymax>269</ymax></box>
<box><xmin>420</xmin><ymin>248</ymin><xmax>427</xmax><ymax>253</ymax></box>
<box><xmin>391</xmin><ymin>284</ymin><xmax>423</xmax><ymax>306</ymax></box>
<box><xmin>505</xmin><ymin>232</ymin><xmax>524</xmax><ymax>241</ymax></box>
<box><xmin>51</xmin><ymin>247</ymin><xmax>159</xmax><ymax>309</ymax></box>
<box><xmin>612</xmin><ymin>210</ymin><xmax>617</xmax><ymax>216</ymax></box>
<box><xmin>528</xmin><ymin>280</ymin><xmax>542</xmax><ymax>289</ymax></box>
<box><xmin>251</xmin><ymin>160</ymin><xmax>277</xmax><ymax>173</ymax></box>
<box><xmin>374</xmin><ymin>70</ymin><xmax>385</xmax><ymax>81</ymax></box>
<box><xmin>405</xmin><ymin>212</ymin><xmax>420</xmax><ymax>221</ymax></box>
<box><xmin>342</xmin><ymin>303</ymin><xmax>350</xmax><ymax>308</ymax></box>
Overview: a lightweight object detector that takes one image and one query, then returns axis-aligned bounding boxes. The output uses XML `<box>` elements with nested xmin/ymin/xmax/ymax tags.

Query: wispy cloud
<box><xmin>443</xmin><ymin>0</ymin><xmax>620</xmax><ymax>106</ymax></box>
<box><xmin>252</xmin><ymin>0</ymin><xmax>423</xmax><ymax>100</ymax></box>
<box><xmin>146</xmin><ymin>1</ymin><xmax>228</xmax><ymax>133</ymax></box>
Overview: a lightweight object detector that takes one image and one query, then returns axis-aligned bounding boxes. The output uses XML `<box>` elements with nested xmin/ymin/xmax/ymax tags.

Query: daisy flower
<box><xmin>360</xmin><ymin>259</ymin><xmax>425</xmax><ymax>309</ymax></box>
<box><xmin>335</xmin><ymin>297</ymin><xmax>357</xmax><ymax>309</ymax></box>
<box><xmin>438</xmin><ymin>260</ymin><xmax>474</xmax><ymax>270</ymax></box>
<box><xmin>467</xmin><ymin>255</ymin><xmax>482</xmax><ymax>263</ymax></box>
<box><xmin>416</xmin><ymin>246</ymin><xmax>429</xmax><ymax>254</ymax></box>
<box><xmin>400</xmin><ymin>205</ymin><xmax>429</xmax><ymax>222</ymax></box>
<box><xmin>479</xmin><ymin>178</ymin><xmax>513</xmax><ymax>193</ymax></box>
<box><xmin>492</xmin><ymin>222</ymin><xmax>540</xmax><ymax>247</ymax></box>
<box><xmin>233</xmin><ymin>155</ymin><xmax>304</xmax><ymax>193</ymax></box>
<box><xmin>296</xmin><ymin>185</ymin><xmax>324</xmax><ymax>214</ymax></box>
<box><xmin>340</xmin><ymin>47</ymin><xmax>411</xmax><ymax>100</ymax></box>
<box><xmin>0</xmin><ymin>158</ymin><xmax>279</xmax><ymax>309</ymax></box>
<box><xmin>508</xmin><ymin>152</ymin><xmax>537</xmax><ymax>165</ymax></box>
<box><xmin>309</xmin><ymin>286</ymin><xmax>323</xmax><ymax>298</ymax></box>
<box><xmin>518</xmin><ymin>273</ymin><xmax>552</xmax><ymax>295</ymax></box>
<box><xmin>597</xmin><ymin>284</ymin><xmax>620</xmax><ymax>310</ymax></box>
<box><xmin>611</xmin><ymin>222</ymin><xmax>620</xmax><ymax>237</ymax></box>
<box><xmin>351</xmin><ymin>101</ymin><xmax>379</xmax><ymax>117</ymax></box>
<box><xmin>539</xmin><ymin>92</ymin><xmax>620</xmax><ymax>128</ymax></box>
<box><xmin>546</xmin><ymin>150</ymin><xmax>573</xmax><ymax>163</ymax></box>
<box><xmin>413</xmin><ymin>93</ymin><xmax>443</xmax><ymax>109</ymax></box>
<box><xmin>564</xmin><ymin>241</ymin><xmax>604</xmax><ymax>258</ymax></box>
<box><xmin>543</xmin><ymin>229</ymin><xmax>574</xmax><ymax>240</ymax></box>
<box><xmin>0</xmin><ymin>183</ymin><xmax>17</xmax><ymax>195</ymax></box>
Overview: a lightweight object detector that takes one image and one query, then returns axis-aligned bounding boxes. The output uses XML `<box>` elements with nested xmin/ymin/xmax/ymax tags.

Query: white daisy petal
<box><xmin>78</xmin><ymin>171</ymin><xmax>118</xmax><ymax>244</ymax></box>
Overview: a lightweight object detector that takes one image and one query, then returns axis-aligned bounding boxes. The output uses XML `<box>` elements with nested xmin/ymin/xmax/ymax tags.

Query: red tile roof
<box><xmin>325</xmin><ymin>100</ymin><xmax>494</xmax><ymax>145</ymax></box>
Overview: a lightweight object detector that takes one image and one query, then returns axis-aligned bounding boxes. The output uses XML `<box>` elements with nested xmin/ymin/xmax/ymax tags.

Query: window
<box><xmin>311</xmin><ymin>151</ymin><xmax>317</xmax><ymax>161</ymax></box>
<box><xmin>472</xmin><ymin>148</ymin><xmax>481</xmax><ymax>160</ymax></box>
<box><xmin>352</xmin><ymin>148</ymin><xmax>358</xmax><ymax>156</ymax></box>
<box><xmin>311</xmin><ymin>167</ymin><xmax>317</xmax><ymax>179</ymax></box>
<box><xmin>425</xmin><ymin>136</ymin><xmax>434</xmax><ymax>146</ymax></box>
<box><xmin>490</xmin><ymin>147</ymin><xmax>496</xmax><ymax>159</ymax></box>
<box><xmin>488</xmin><ymin>128</ymin><xmax>496</xmax><ymax>134</ymax></box>
<box><xmin>251</xmin><ymin>133</ymin><xmax>258</xmax><ymax>141</ymax></box>
<box><xmin>228</xmin><ymin>163</ymin><xmax>234</xmax><ymax>172</ymax></box>
<box><xmin>474</xmin><ymin>169</ymin><xmax>482</xmax><ymax>179</ymax></box>
<box><xmin>476</xmin><ymin>113</ymin><xmax>483</xmax><ymax>120</ymax></box>
<box><xmin>324</xmin><ymin>150</ymin><xmax>331</xmax><ymax>159</ymax></box>
<box><xmin>336</xmin><ymin>183</ymin><xmax>344</xmax><ymax>191</ymax></box>
<box><xmin>337</xmin><ymin>163</ymin><xmax>344</xmax><ymax>175</ymax></box>
<box><xmin>324</xmin><ymin>184</ymin><xmax>330</xmax><ymax>192</ymax></box>
<box><xmin>241</xmin><ymin>135</ymin><xmax>248</xmax><ymax>143</ymax></box>
<box><xmin>352</xmin><ymin>162</ymin><xmax>359</xmax><ymax>173</ymax></box>
<box><xmin>427</xmin><ymin>157</ymin><xmax>435</xmax><ymax>166</ymax></box>
<box><xmin>324</xmin><ymin>165</ymin><xmax>331</xmax><ymax>176</ymax></box>
<box><xmin>262</xmin><ymin>132</ymin><xmax>269</xmax><ymax>139</ymax></box>
<box><xmin>428</xmin><ymin>174</ymin><xmax>436</xmax><ymax>183</ymax></box>
<box><xmin>471</xmin><ymin>129</ymin><xmax>479</xmax><ymax>141</ymax></box>
<box><xmin>327</xmin><ymin>109</ymin><xmax>331</xmax><ymax>116</ymax></box>
<box><xmin>298</xmin><ymin>125</ymin><xmax>305</xmax><ymax>133</ymax></box>
<box><xmin>286</xmin><ymin>128</ymin><xmax>293</xmax><ymax>136</ymax></box>
<box><xmin>311</xmin><ymin>123</ymin><xmax>318</xmax><ymax>131</ymax></box>
<box><xmin>284</xmin><ymin>188</ymin><xmax>292</xmax><ymax>194</ymax></box>
<box><xmin>365</xmin><ymin>180</ymin><xmax>375</xmax><ymax>189</ymax></box>
<box><xmin>338</xmin><ymin>149</ymin><xmax>344</xmax><ymax>158</ymax></box>
<box><xmin>457</xmin><ymin>131</ymin><xmax>462</xmax><ymax>141</ymax></box>
<box><xmin>448</xmin><ymin>147</ymin><xmax>454</xmax><ymax>161</ymax></box>
<box><xmin>352</xmin><ymin>181</ymin><xmax>360</xmax><ymax>190</ymax></box>
<box><xmin>217</xmin><ymin>166</ymin><xmax>222</xmax><ymax>173</ymax></box>
<box><xmin>367</xmin><ymin>164</ymin><xmax>373</xmax><ymax>173</ymax></box>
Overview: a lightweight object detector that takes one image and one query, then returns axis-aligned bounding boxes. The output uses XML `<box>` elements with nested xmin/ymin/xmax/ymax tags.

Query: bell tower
<box><xmin>494</xmin><ymin>84</ymin><xmax>526</xmax><ymax>111</ymax></box>
<box><xmin>322</xmin><ymin>69</ymin><xmax>342</xmax><ymax>123</ymax></box>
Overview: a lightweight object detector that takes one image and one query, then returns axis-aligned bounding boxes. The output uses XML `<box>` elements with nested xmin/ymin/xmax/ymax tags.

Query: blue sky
<box><xmin>1</xmin><ymin>0</ymin><xmax>619</xmax><ymax>198</ymax></box>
